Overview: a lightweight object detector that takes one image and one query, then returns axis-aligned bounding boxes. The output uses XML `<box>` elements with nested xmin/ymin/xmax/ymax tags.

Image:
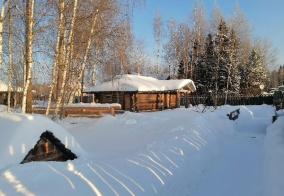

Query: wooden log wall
<box><xmin>86</xmin><ymin>91</ymin><xmax>182</xmax><ymax>112</ymax></box>
<box><xmin>135</xmin><ymin>93</ymin><xmax>159</xmax><ymax>111</ymax></box>
<box><xmin>169</xmin><ymin>94</ymin><xmax>177</xmax><ymax>108</ymax></box>
<box><xmin>133</xmin><ymin>92</ymin><xmax>178</xmax><ymax>111</ymax></box>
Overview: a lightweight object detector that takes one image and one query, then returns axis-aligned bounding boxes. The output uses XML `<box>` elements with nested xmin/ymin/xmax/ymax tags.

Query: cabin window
<box><xmin>105</xmin><ymin>94</ymin><xmax>113</xmax><ymax>102</ymax></box>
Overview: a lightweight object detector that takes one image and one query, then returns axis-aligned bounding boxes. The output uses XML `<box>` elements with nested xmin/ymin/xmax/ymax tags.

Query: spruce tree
<box><xmin>205</xmin><ymin>34</ymin><xmax>215</xmax><ymax>92</ymax></box>
<box><xmin>278</xmin><ymin>65</ymin><xmax>284</xmax><ymax>85</ymax></box>
<box><xmin>228</xmin><ymin>28</ymin><xmax>240</xmax><ymax>94</ymax></box>
<box><xmin>211</xmin><ymin>19</ymin><xmax>230</xmax><ymax>103</ymax></box>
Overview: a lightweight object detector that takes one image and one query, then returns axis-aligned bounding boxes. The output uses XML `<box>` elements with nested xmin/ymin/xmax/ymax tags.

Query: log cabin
<box><xmin>83</xmin><ymin>74</ymin><xmax>196</xmax><ymax>112</ymax></box>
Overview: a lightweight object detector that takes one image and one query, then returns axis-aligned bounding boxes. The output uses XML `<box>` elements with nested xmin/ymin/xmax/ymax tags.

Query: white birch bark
<box><xmin>56</xmin><ymin>0</ymin><xmax>78</xmax><ymax>119</ymax></box>
<box><xmin>21</xmin><ymin>0</ymin><xmax>34</xmax><ymax>113</ymax></box>
<box><xmin>75</xmin><ymin>4</ymin><xmax>100</xmax><ymax>101</ymax></box>
<box><xmin>91</xmin><ymin>47</ymin><xmax>100</xmax><ymax>84</ymax></box>
<box><xmin>153</xmin><ymin>11</ymin><xmax>162</xmax><ymax>76</ymax></box>
<box><xmin>7</xmin><ymin>0</ymin><xmax>12</xmax><ymax>112</ymax></box>
<box><xmin>0</xmin><ymin>0</ymin><xmax>7</xmax><ymax>70</ymax></box>
<box><xmin>46</xmin><ymin>0</ymin><xmax>65</xmax><ymax>117</ymax></box>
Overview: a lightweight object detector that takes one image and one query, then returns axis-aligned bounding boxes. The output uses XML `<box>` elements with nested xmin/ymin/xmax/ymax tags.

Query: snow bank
<box><xmin>264</xmin><ymin>115</ymin><xmax>284</xmax><ymax>196</ymax></box>
<box><xmin>0</xmin><ymin>105</ymin><xmax>7</xmax><ymax>112</ymax></box>
<box><xmin>0</xmin><ymin>105</ymin><xmax>280</xmax><ymax>195</ymax></box>
<box><xmin>60</xmin><ymin>108</ymin><xmax>224</xmax><ymax>195</ymax></box>
<box><xmin>0</xmin><ymin>112</ymin><xmax>84</xmax><ymax>169</ymax></box>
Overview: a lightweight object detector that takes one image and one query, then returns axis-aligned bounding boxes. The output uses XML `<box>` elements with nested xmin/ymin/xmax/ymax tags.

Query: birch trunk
<box><xmin>0</xmin><ymin>0</ymin><xmax>7</xmax><ymax>70</ymax></box>
<box><xmin>75</xmin><ymin>4</ymin><xmax>100</xmax><ymax>101</ymax></box>
<box><xmin>21</xmin><ymin>0</ymin><xmax>34</xmax><ymax>113</ymax></box>
<box><xmin>67</xmin><ymin>53</ymin><xmax>80</xmax><ymax>104</ymax></box>
<box><xmin>7</xmin><ymin>0</ymin><xmax>12</xmax><ymax>112</ymax></box>
<box><xmin>65</xmin><ymin>30</ymin><xmax>76</xmax><ymax>104</ymax></box>
<box><xmin>57</xmin><ymin>0</ymin><xmax>78</xmax><ymax>119</ymax></box>
<box><xmin>55</xmin><ymin>0</ymin><xmax>66</xmax><ymax>105</ymax></box>
<box><xmin>153</xmin><ymin>11</ymin><xmax>162</xmax><ymax>76</ymax></box>
<box><xmin>91</xmin><ymin>46</ymin><xmax>100</xmax><ymax>85</ymax></box>
<box><xmin>46</xmin><ymin>0</ymin><xmax>65</xmax><ymax>117</ymax></box>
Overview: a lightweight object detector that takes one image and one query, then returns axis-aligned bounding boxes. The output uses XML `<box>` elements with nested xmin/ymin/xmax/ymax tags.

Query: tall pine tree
<box><xmin>196</xmin><ymin>33</ymin><xmax>215</xmax><ymax>95</ymax></box>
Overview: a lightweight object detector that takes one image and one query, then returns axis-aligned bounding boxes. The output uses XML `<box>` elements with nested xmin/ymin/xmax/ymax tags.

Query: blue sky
<box><xmin>133</xmin><ymin>0</ymin><xmax>284</xmax><ymax>69</ymax></box>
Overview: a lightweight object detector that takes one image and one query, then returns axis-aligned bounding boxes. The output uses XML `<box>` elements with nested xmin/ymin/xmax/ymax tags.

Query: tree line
<box><xmin>270</xmin><ymin>65</ymin><xmax>284</xmax><ymax>88</ymax></box>
<box><xmin>153</xmin><ymin>2</ymin><xmax>278</xmax><ymax>102</ymax></box>
<box><xmin>0</xmin><ymin>0</ymin><xmax>280</xmax><ymax>115</ymax></box>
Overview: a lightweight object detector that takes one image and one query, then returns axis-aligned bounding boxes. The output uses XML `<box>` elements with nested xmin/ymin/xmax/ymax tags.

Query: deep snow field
<box><xmin>0</xmin><ymin>104</ymin><xmax>284</xmax><ymax>196</ymax></box>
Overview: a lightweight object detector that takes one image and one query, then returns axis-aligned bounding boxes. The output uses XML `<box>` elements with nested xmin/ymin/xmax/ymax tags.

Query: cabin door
<box><xmin>164</xmin><ymin>93</ymin><xmax>169</xmax><ymax>108</ymax></box>
<box><xmin>124</xmin><ymin>94</ymin><xmax>131</xmax><ymax>111</ymax></box>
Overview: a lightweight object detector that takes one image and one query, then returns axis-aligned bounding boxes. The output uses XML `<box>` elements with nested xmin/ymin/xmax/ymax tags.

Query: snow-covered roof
<box><xmin>0</xmin><ymin>80</ymin><xmax>22</xmax><ymax>92</ymax></box>
<box><xmin>0</xmin><ymin>113</ymin><xmax>84</xmax><ymax>168</ymax></box>
<box><xmin>84</xmin><ymin>74</ymin><xmax>196</xmax><ymax>92</ymax></box>
<box><xmin>0</xmin><ymin>80</ymin><xmax>8</xmax><ymax>91</ymax></box>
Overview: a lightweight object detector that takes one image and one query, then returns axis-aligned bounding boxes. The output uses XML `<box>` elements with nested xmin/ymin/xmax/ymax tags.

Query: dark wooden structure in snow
<box><xmin>227</xmin><ymin>108</ymin><xmax>240</xmax><ymax>120</ymax></box>
<box><xmin>273</xmin><ymin>90</ymin><xmax>284</xmax><ymax>110</ymax></box>
<box><xmin>83</xmin><ymin>75</ymin><xmax>196</xmax><ymax>112</ymax></box>
<box><xmin>0</xmin><ymin>80</ymin><xmax>21</xmax><ymax>106</ymax></box>
<box><xmin>21</xmin><ymin>131</ymin><xmax>77</xmax><ymax>164</ymax></box>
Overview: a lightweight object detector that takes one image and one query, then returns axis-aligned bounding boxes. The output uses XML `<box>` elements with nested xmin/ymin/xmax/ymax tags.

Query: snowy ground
<box><xmin>0</xmin><ymin>104</ymin><xmax>284</xmax><ymax>196</ymax></box>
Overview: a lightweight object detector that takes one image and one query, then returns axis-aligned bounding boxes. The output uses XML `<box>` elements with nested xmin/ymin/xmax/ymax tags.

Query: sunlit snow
<box><xmin>0</xmin><ymin>104</ymin><xmax>283</xmax><ymax>196</ymax></box>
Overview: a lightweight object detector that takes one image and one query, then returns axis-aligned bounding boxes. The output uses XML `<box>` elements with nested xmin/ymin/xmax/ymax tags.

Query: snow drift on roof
<box><xmin>0</xmin><ymin>113</ymin><xmax>84</xmax><ymax>169</ymax></box>
<box><xmin>0</xmin><ymin>80</ymin><xmax>22</xmax><ymax>92</ymax></box>
<box><xmin>84</xmin><ymin>74</ymin><xmax>196</xmax><ymax>92</ymax></box>
<box><xmin>0</xmin><ymin>81</ymin><xmax>8</xmax><ymax>91</ymax></box>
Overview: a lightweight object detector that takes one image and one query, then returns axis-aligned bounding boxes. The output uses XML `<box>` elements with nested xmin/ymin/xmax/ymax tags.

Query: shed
<box><xmin>21</xmin><ymin>130</ymin><xmax>77</xmax><ymax>164</ymax></box>
<box><xmin>84</xmin><ymin>74</ymin><xmax>196</xmax><ymax>112</ymax></box>
<box><xmin>0</xmin><ymin>80</ymin><xmax>21</xmax><ymax>106</ymax></box>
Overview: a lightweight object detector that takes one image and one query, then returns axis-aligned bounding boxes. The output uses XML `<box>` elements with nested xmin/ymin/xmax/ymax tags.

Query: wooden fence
<box><xmin>188</xmin><ymin>94</ymin><xmax>274</xmax><ymax>106</ymax></box>
<box><xmin>33</xmin><ymin>105</ymin><xmax>121</xmax><ymax>118</ymax></box>
<box><xmin>273</xmin><ymin>91</ymin><xmax>284</xmax><ymax>110</ymax></box>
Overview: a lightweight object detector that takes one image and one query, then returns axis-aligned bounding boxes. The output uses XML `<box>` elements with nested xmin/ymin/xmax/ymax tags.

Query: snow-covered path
<box><xmin>192</xmin><ymin>109</ymin><xmax>272</xmax><ymax>196</ymax></box>
<box><xmin>193</xmin><ymin>135</ymin><xmax>264</xmax><ymax>196</ymax></box>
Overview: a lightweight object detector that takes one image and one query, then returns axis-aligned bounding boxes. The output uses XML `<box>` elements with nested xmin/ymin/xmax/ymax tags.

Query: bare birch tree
<box><xmin>132</xmin><ymin>38</ymin><xmax>147</xmax><ymax>74</ymax></box>
<box><xmin>21</xmin><ymin>0</ymin><xmax>34</xmax><ymax>113</ymax></box>
<box><xmin>165</xmin><ymin>19</ymin><xmax>180</xmax><ymax>78</ymax></box>
<box><xmin>178</xmin><ymin>23</ymin><xmax>191</xmax><ymax>79</ymax></box>
<box><xmin>67</xmin><ymin>0</ymin><xmax>102</xmax><ymax>105</ymax></box>
<box><xmin>7</xmin><ymin>0</ymin><xmax>12</xmax><ymax>112</ymax></box>
<box><xmin>56</xmin><ymin>0</ymin><xmax>78</xmax><ymax>118</ymax></box>
<box><xmin>228</xmin><ymin>3</ymin><xmax>252</xmax><ymax>67</ymax></box>
<box><xmin>46</xmin><ymin>0</ymin><xmax>65</xmax><ymax>117</ymax></box>
<box><xmin>210</xmin><ymin>3</ymin><xmax>223</xmax><ymax>32</ymax></box>
<box><xmin>153</xmin><ymin>10</ymin><xmax>162</xmax><ymax>75</ymax></box>
<box><xmin>0</xmin><ymin>0</ymin><xmax>8</xmax><ymax>72</ymax></box>
<box><xmin>188</xmin><ymin>1</ymin><xmax>207</xmax><ymax>80</ymax></box>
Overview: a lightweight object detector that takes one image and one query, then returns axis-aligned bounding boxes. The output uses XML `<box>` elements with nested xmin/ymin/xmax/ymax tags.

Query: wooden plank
<box><xmin>65</xmin><ymin>109</ymin><xmax>102</xmax><ymax>116</ymax></box>
<box><xmin>67</xmin><ymin>114</ymin><xmax>102</xmax><ymax>118</ymax></box>
<box><xmin>32</xmin><ymin>106</ymin><xmax>115</xmax><ymax>118</ymax></box>
<box><xmin>33</xmin><ymin>110</ymin><xmax>50</xmax><ymax>114</ymax></box>
<box><xmin>110</xmin><ymin>105</ymin><xmax>121</xmax><ymax>110</ymax></box>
